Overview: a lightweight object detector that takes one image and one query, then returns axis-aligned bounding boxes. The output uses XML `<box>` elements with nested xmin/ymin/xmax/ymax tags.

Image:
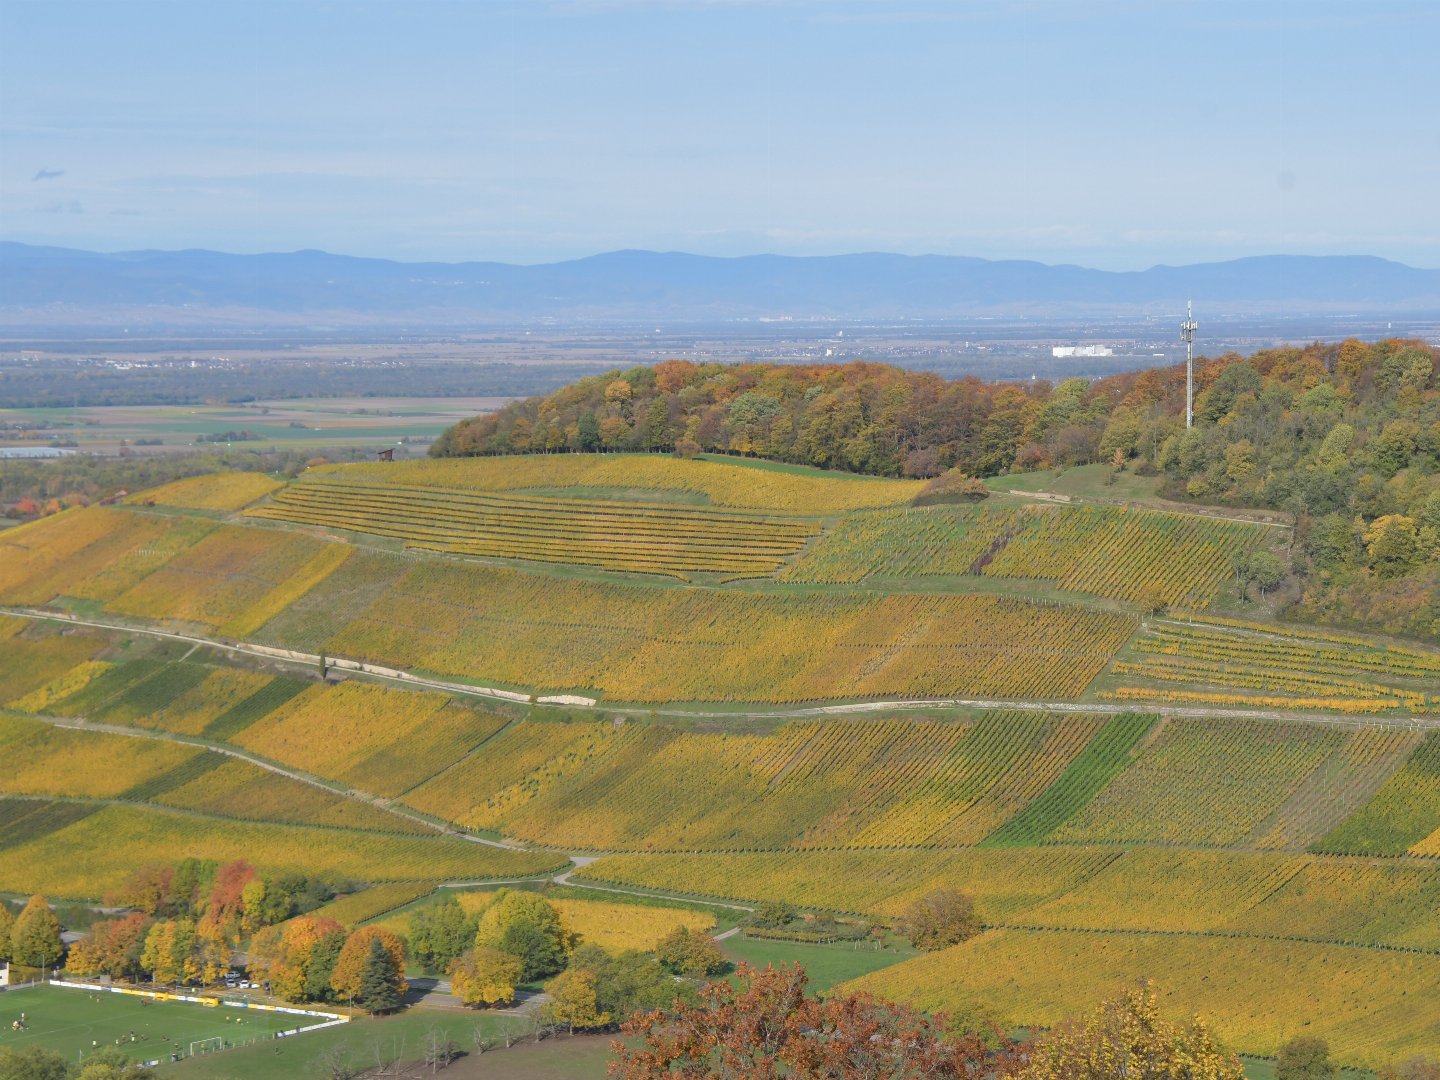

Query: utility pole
<box><xmin>1181</xmin><ymin>300</ymin><xmax>1197</xmax><ymax>428</ymax></box>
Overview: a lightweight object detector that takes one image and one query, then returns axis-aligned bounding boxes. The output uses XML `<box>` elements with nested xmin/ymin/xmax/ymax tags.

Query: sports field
<box><xmin>0</xmin><ymin>985</ymin><xmax>329</xmax><ymax>1069</ymax></box>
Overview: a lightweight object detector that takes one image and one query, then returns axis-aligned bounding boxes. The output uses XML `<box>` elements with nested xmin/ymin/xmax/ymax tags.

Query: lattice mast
<box><xmin>1181</xmin><ymin>299</ymin><xmax>1198</xmax><ymax>428</ymax></box>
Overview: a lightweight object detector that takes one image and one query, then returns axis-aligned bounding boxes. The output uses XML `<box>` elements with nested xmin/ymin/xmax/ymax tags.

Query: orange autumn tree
<box><xmin>610</xmin><ymin>962</ymin><xmax>1020</xmax><ymax>1080</ymax></box>
<box><xmin>253</xmin><ymin>915</ymin><xmax>347</xmax><ymax>1002</ymax></box>
<box><xmin>330</xmin><ymin>926</ymin><xmax>407</xmax><ymax>1005</ymax></box>
<box><xmin>67</xmin><ymin>913</ymin><xmax>153</xmax><ymax>980</ymax></box>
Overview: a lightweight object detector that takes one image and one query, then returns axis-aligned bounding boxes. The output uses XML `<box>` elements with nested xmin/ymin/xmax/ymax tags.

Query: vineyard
<box><xmin>0</xmin><ymin>713</ymin><xmax>202</xmax><ymax>799</ymax></box>
<box><xmin>1101</xmin><ymin>616</ymin><xmax>1440</xmax><ymax>713</ymax></box>
<box><xmin>0</xmin><ymin>799</ymin><xmax>564</xmax><ymax>899</ymax></box>
<box><xmin>405</xmin><ymin>713</ymin><xmax>1135</xmax><ymax>850</ymax></box>
<box><xmin>1314</xmin><ymin>732</ymin><xmax>1440</xmax><ymax>856</ymax></box>
<box><xmin>107</xmin><ymin>523</ymin><xmax>352</xmax><ymax>635</ymax></box>
<box><xmin>311</xmin><ymin>882</ymin><xmax>441</xmax><ymax>928</ymax></box>
<box><xmin>0</xmin><ymin>506</ymin><xmax>219</xmax><ymax>606</ymax></box>
<box><xmin>249</xmin><ymin>478</ymin><xmax>819</xmax><ymax>579</ymax></box>
<box><xmin>0</xmin><ymin>631</ymin><xmax>108</xmax><ymax>702</ymax></box>
<box><xmin>8</xmin><ymin>459</ymin><xmax>1440</xmax><ymax>1071</ymax></box>
<box><xmin>577</xmin><ymin>847</ymin><xmax>1440</xmax><ymax>952</ymax></box>
<box><xmin>576</xmin><ymin>848</ymin><xmax>1120</xmax><ymax>920</ymax></box>
<box><xmin>152</xmin><ymin>757</ymin><xmax>431</xmax><ymax>834</ymax></box>
<box><xmin>233</xmin><ymin>680</ymin><xmax>455</xmax><ymax>783</ymax></box>
<box><xmin>550</xmin><ymin>897</ymin><xmax>716</xmax><ymax>953</ymax></box>
<box><xmin>844</xmin><ymin>927</ymin><xmax>1440</xmax><ymax>1068</ymax></box>
<box><xmin>1052</xmin><ymin>718</ymin><xmax>1349</xmax><ymax>847</ymax></box>
<box><xmin>126</xmin><ymin>471</ymin><xmax>284</xmax><ymax>512</ymax></box>
<box><xmin>304</xmin><ymin>454</ymin><xmax>923</xmax><ymax>513</ymax></box>
<box><xmin>782</xmin><ymin>503</ymin><xmax>1265</xmax><ymax>607</ymax></box>
<box><xmin>317</xmin><ymin>560</ymin><xmax>1137</xmax><ymax>702</ymax></box>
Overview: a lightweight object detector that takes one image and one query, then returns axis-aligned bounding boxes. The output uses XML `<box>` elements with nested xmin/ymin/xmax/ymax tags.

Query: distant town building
<box><xmin>1052</xmin><ymin>345</ymin><xmax>1115</xmax><ymax>358</ymax></box>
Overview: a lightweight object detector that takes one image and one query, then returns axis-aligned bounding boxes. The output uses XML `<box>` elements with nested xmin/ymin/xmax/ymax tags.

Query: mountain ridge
<box><xmin>2</xmin><ymin>241</ymin><xmax>1438</xmax><ymax>325</ymax></box>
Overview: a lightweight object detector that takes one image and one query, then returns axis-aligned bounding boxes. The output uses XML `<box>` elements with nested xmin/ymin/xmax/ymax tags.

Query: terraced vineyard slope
<box><xmin>248</xmin><ymin>477</ymin><xmax>819</xmax><ymax>579</ymax></box>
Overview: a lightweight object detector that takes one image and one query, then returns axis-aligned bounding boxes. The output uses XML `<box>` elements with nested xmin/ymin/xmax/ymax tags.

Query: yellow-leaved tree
<box><xmin>1021</xmin><ymin>984</ymin><xmax>1244</xmax><ymax>1080</ymax></box>
<box><xmin>449</xmin><ymin>946</ymin><xmax>523</xmax><ymax>1008</ymax></box>
<box><xmin>541</xmin><ymin>968</ymin><xmax>610</xmax><ymax>1033</ymax></box>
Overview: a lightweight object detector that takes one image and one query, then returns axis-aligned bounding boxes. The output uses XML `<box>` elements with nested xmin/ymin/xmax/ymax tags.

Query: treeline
<box><xmin>64</xmin><ymin>858</ymin><xmax>342</xmax><ymax>986</ymax></box>
<box><xmin>435</xmin><ymin>342</ymin><xmax>1440</xmax><ymax>640</ymax></box>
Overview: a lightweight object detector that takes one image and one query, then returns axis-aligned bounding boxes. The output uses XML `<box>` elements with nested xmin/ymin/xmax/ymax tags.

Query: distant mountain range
<box><xmin>3</xmin><ymin>242</ymin><xmax>1438</xmax><ymax>327</ymax></box>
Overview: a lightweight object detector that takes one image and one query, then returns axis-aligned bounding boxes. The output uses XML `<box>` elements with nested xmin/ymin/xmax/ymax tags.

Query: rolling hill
<box><xmin>3</xmin><ymin>455</ymin><xmax>1439</xmax><ymax>1069</ymax></box>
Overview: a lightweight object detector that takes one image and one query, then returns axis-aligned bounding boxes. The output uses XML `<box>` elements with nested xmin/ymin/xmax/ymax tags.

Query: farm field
<box><xmin>0</xmin><ymin>396</ymin><xmax>507</xmax><ymax>455</ymax></box>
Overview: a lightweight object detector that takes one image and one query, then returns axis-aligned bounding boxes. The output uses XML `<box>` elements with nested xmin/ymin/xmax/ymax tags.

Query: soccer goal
<box><xmin>189</xmin><ymin>1037</ymin><xmax>224</xmax><ymax>1057</ymax></box>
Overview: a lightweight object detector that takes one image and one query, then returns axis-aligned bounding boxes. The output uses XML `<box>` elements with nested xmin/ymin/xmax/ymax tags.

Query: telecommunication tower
<box><xmin>1181</xmin><ymin>300</ymin><xmax>1198</xmax><ymax>428</ymax></box>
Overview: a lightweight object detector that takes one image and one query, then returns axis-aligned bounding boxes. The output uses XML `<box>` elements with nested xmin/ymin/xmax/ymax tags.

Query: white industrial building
<box><xmin>1052</xmin><ymin>345</ymin><xmax>1115</xmax><ymax>358</ymax></box>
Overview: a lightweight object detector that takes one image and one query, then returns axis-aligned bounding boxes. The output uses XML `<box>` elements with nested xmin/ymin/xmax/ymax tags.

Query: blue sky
<box><xmin>2</xmin><ymin>0</ymin><xmax>1437</xmax><ymax>268</ymax></box>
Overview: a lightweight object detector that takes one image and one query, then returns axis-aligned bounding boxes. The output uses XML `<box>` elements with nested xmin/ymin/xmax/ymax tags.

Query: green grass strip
<box><xmin>980</xmin><ymin>712</ymin><xmax>1156</xmax><ymax>848</ymax></box>
<box><xmin>201</xmin><ymin>675</ymin><xmax>311</xmax><ymax>742</ymax></box>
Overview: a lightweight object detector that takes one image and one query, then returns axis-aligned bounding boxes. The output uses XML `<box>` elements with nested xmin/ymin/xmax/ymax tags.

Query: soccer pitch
<box><xmin>0</xmin><ymin>985</ymin><xmax>312</xmax><ymax>1068</ymax></box>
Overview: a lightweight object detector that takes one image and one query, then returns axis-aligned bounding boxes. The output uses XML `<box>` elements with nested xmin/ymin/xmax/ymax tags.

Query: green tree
<box><xmin>751</xmin><ymin>899</ymin><xmax>795</xmax><ymax>929</ymax></box>
<box><xmin>1237</xmin><ymin>550</ymin><xmax>1286</xmax><ymax>600</ymax></box>
<box><xmin>356</xmin><ymin>936</ymin><xmax>402</xmax><ymax>1014</ymax></box>
<box><xmin>0</xmin><ymin>1045</ymin><xmax>70</xmax><ymax>1080</ymax></box>
<box><xmin>901</xmin><ymin>889</ymin><xmax>980</xmax><ymax>951</ymax></box>
<box><xmin>330</xmin><ymin>927</ymin><xmax>406</xmax><ymax>1004</ymax></box>
<box><xmin>409</xmin><ymin>893</ymin><xmax>477</xmax><ymax>974</ymax></box>
<box><xmin>304</xmin><ymin>926</ymin><xmax>347</xmax><ymax>1002</ymax></box>
<box><xmin>1276</xmin><ymin>1037</ymin><xmax>1338</xmax><ymax>1080</ymax></box>
<box><xmin>11</xmin><ymin>895</ymin><xmax>64</xmax><ymax>970</ymax></box>
<box><xmin>75</xmin><ymin>1046</ymin><xmax>157</xmax><ymax>1079</ymax></box>
<box><xmin>568</xmin><ymin>944</ymin><xmax>686</xmax><ymax>1020</ymax></box>
<box><xmin>474</xmin><ymin>890</ymin><xmax>569</xmax><ymax>981</ymax></box>
<box><xmin>0</xmin><ymin>902</ymin><xmax>14</xmax><ymax>963</ymax></box>
<box><xmin>576</xmin><ymin>412</ymin><xmax>601</xmax><ymax>452</ymax></box>
<box><xmin>1365</xmin><ymin>514</ymin><xmax>1421</xmax><ymax>578</ymax></box>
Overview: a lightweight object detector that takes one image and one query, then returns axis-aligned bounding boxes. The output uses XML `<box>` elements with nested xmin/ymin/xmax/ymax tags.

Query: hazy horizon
<box><xmin>4</xmin><ymin>0</ymin><xmax>1438</xmax><ymax>271</ymax></box>
<box><xmin>6</xmin><ymin>239</ymin><xmax>1440</xmax><ymax>274</ymax></box>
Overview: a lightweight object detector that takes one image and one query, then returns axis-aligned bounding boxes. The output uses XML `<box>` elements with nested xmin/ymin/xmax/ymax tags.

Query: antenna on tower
<box><xmin>1181</xmin><ymin>300</ymin><xmax>1198</xmax><ymax>428</ymax></box>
